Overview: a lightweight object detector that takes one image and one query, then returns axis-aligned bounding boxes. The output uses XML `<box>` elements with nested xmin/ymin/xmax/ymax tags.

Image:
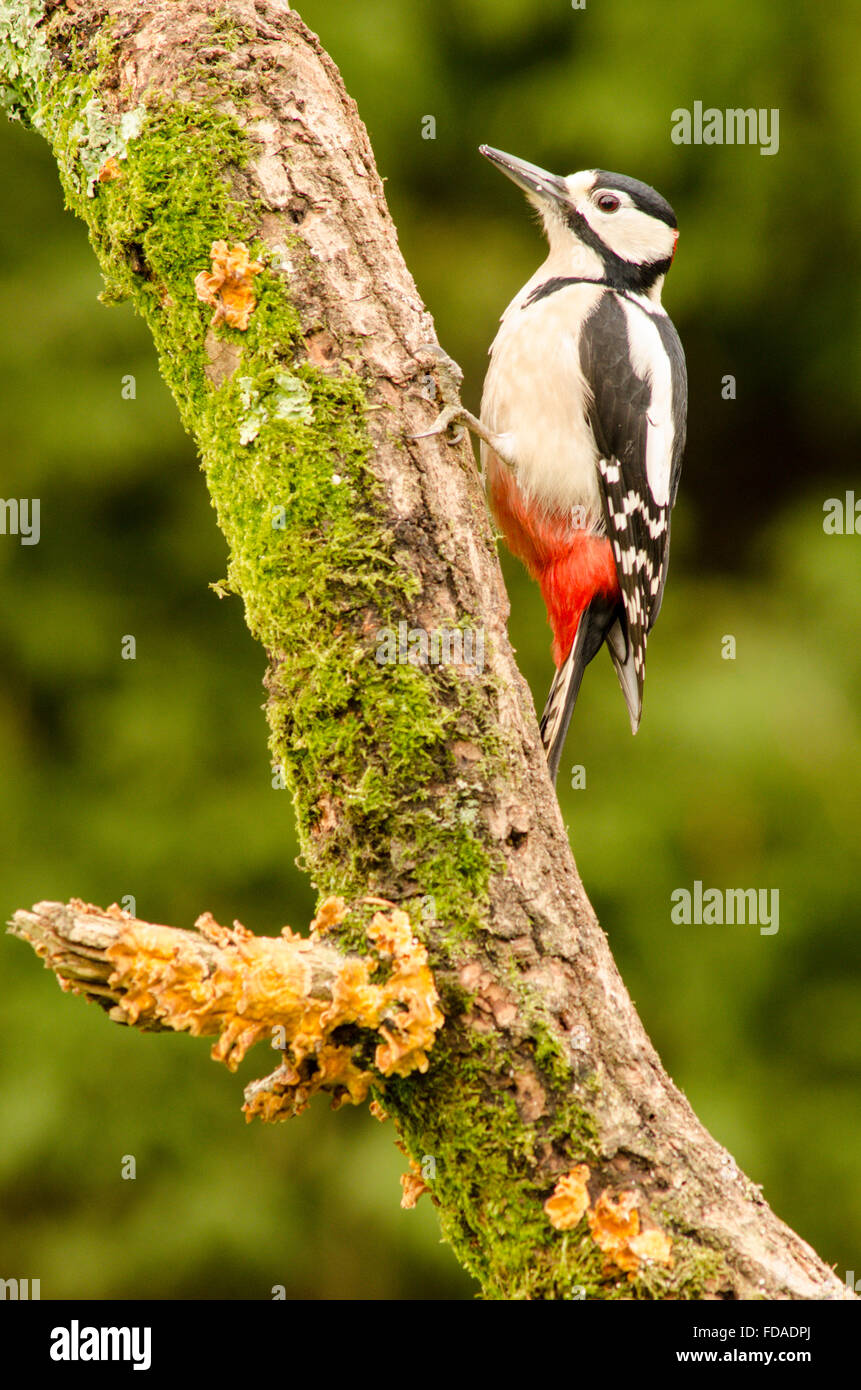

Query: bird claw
<box><xmin>411</xmin><ymin>403</ymin><xmax>466</xmax><ymax>442</ymax></box>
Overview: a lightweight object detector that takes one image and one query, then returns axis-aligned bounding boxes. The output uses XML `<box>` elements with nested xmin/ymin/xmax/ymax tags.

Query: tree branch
<box><xmin>1</xmin><ymin>0</ymin><xmax>851</xmax><ymax>1299</ymax></box>
<box><xmin>8</xmin><ymin>897</ymin><xmax>442</xmax><ymax>1120</ymax></box>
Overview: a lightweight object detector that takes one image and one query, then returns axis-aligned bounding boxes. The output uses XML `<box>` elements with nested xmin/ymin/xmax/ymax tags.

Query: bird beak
<box><xmin>480</xmin><ymin>146</ymin><xmax>568</xmax><ymax>207</ymax></box>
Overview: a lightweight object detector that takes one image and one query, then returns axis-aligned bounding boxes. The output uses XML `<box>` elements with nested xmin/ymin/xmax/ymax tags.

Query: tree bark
<box><xmin>0</xmin><ymin>0</ymin><xmax>851</xmax><ymax>1299</ymax></box>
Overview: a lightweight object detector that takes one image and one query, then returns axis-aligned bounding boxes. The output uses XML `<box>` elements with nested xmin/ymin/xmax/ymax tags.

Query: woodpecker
<box><xmin>419</xmin><ymin>146</ymin><xmax>687</xmax><ymax>782</ymax></box>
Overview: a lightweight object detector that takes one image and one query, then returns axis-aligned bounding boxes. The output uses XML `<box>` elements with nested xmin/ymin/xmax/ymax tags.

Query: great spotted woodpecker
<box><xmin>418</xmin><ymin>147</ymin><xmax>686</xmax><ymax>783</ymax></box>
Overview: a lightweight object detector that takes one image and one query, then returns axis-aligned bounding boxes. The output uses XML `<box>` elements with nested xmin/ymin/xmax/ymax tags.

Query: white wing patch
<box><xmin>619</xmin><ymin>298</ymin><xmax>675</xmax><ymax>508</ymax></box>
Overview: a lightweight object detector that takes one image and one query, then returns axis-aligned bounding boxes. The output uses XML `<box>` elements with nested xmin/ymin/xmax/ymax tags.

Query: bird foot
<box><xmin>409</xmin><ymin>344</ymin><xmax>512</xmax><ymax>483</ymax></box>
<box><xmin>410</xmin><ymin>343</ymin><xmax>475</xmax><ymax>444</ymax></box>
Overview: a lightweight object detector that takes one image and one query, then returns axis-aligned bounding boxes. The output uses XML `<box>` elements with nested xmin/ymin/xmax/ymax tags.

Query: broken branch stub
<box><xmin>8</xmin><ymin>897</ymin><xmax>443</xmax><ymax>1121</ymax></box>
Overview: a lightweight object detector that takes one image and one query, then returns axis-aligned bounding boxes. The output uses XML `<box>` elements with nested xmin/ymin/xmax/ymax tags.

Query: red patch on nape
<box><xmin>487</xmin><ymin>453</ymin><xmax>621</xmax><ymax>668</ymax></box>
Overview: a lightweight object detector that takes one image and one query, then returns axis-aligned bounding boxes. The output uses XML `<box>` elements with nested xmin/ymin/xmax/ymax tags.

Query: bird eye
<box><xmin>595</xmin><ymin>191</ymin><xmax>621</xmax><ymax>213</ymax></box>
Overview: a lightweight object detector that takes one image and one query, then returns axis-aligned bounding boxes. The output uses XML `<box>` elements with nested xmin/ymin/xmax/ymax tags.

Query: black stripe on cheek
<box><xmin>562</xmin><ymin>208</ymin><xmax>672</xmax><ymax>292</ymax></box>
<box><xmin>636</xmin><ymin>257</ymin><xmax>673</xmax><ymax>291</ymax></box>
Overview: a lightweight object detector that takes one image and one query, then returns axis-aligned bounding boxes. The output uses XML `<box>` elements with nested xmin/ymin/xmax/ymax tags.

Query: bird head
<box><xmin>480</xmin><ymin>145</ymin><xmax>678</xmax><ymax>299</ymax></box>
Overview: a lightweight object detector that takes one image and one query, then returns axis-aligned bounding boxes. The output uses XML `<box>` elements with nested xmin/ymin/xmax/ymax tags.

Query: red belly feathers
<box><xmin>487</xmin><ymin>452</ymin><xmax>621</xmax><ymax>668</ymax></box>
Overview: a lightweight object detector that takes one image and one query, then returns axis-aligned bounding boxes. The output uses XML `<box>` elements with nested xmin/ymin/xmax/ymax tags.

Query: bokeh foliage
<box><xmin>1</xmin><ymin>0</ymin><xmax>859</xmax><ymax>1297</ymax></box>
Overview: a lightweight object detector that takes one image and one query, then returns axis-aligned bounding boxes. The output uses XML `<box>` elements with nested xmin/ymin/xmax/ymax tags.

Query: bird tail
<box><xmin>540</xmin><ymin>603</ymin><xmax>608</xmax><ymax>783</ymax></box>
<box><xmin>604</xmin><ymin>616</ymin><xmax>642</xmax><ymax>734</ymax></box>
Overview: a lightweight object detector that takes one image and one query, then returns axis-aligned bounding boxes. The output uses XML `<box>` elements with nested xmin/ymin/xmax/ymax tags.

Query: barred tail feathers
<box><xmin>540</xmin><ymin>599</ymin><xmax>616</xmax><ymax>782</ymax></box>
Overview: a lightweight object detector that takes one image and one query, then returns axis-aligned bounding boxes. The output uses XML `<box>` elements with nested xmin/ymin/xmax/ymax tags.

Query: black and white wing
<box><xmin>578</xmin><ymin>291</ymin><xmax>687</xmax><ymax>727</ymax></box>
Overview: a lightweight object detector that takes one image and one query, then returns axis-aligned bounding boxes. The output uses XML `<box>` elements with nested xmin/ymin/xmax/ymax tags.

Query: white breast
<box><xmin>480</xmin><ymin>281</ymin><xmax>606</xmax><ymax>518</ymax></box>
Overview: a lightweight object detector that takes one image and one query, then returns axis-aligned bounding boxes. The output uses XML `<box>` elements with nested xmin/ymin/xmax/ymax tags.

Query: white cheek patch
<box><xmin>618</xmin><ymin>300</ymin><xmax>675</xmax><ymax>507</ymax></box>
<box><xmin>580</xmin><ymin>205</ymin><xmax>677</xmax><ymax>266</ymax></box>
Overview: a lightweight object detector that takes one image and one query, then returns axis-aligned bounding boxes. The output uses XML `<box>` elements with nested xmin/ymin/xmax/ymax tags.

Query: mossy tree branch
<box><xmin>1</xmin><ymin>0</ymin><xmax>851</xmax><ymax>1299</ymax></box>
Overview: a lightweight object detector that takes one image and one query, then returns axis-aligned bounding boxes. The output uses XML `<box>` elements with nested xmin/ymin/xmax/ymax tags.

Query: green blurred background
<box><xmin>2</xmin><ymin>0</ymin><xmax>859</xmax><ymax>1298</ymax></box>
